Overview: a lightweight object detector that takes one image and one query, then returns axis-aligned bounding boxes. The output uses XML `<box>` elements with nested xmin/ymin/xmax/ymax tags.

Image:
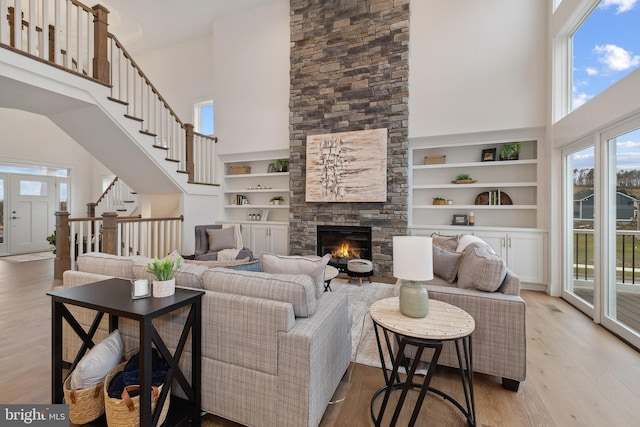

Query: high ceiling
<box><xmin>101</xmin><ymin>0</ymin><xmax>274</xmax><ymax>54</ymax></box>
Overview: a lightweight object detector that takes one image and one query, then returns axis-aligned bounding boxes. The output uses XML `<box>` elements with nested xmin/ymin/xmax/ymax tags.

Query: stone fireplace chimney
<box><xmin>289</xmin><ymin>0</ymin><xmax>409</xmax><ymax>278</ymax></box>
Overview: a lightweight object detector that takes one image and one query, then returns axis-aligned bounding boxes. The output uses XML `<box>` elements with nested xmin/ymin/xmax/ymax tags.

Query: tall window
<box><xmin>571</xmin><ymin>0</ymin><xmax>640</xmax><ymax>111</ymax></box>
<box><xmin>194</xmin><ymin>100</ymin><xmax>214</xmax><ymax>136</ymax></box>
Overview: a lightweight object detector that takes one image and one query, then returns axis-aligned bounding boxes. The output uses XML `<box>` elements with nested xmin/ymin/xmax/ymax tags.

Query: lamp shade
<box><xmin>393</xmin><ymin>236</ymin><xmax>434</xmax><ymax>281</ymax></box>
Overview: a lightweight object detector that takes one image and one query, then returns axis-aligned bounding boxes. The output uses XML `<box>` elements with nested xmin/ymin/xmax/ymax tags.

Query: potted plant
<box><xmin>145</xmin><ymin>256</ymin><xmax>182</xmax><ymax>297</ymax></box>
<box><xmin>499</xmin><ymin>142</ymin><xmax>521</xmax><ymax>161</ymax></box>
<box><xmin>433</xmin><ymin>197</ymin><xmax>446</xmax><ymax>205</ymax></box>
<box><xmin>269</xmin><ymin>195</ymin><xmax>285</xmax><ymax>205</ymax></box>
<box><xmin>273</xmin><ymin>159</ymin><xmax>289</xmax><ymax>172</ymax></box>
<box><xmin>453</xmin><ymin>173</ymin><xmax>476</xmax><ymax>184</ymax></box>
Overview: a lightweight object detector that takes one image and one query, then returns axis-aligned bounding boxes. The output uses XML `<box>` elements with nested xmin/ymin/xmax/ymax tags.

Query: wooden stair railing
<box><xmin>54</xmin><ymin>211</ymin><xmax>184</xmax><ymax>280</ymax></box>
<box><xmin>1</xmin><ymin>1</ymin><xmax>218</xmax><ymax>185</ymax></box>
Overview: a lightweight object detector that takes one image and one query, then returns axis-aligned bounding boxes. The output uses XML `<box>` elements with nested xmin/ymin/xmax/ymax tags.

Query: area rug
<box><xmin>330</xmin><ymin>278</ymin><xmax>397</xmax><ymax>368</ymax></box>
<box><xmin>0</xmin><ymin>251</ymin><xmax>55</xmax><ymax>263</ymax></box>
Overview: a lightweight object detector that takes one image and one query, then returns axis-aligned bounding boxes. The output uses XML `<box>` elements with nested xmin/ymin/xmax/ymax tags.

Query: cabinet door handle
<box><xmin>508</xmin><ymin>236</ymin><xmax>512</xmax><ymax>248</ymax></box>
<box><xmin>501</xmin><ymin>237</ymin><xmax>505</xmax><ymax>247</ymax></box>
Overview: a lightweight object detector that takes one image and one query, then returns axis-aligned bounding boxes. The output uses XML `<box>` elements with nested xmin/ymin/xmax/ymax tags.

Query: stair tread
<box><xmin>152</xmin><ymin>144</ymin><xmax>169</xmax><ymax>150</ymax></box>
<box><xmin>166</xmin><ymin>158</ymin><xmax>180</xmax><ymax>163</ymax></box>
<box><xmin>124</xmin><ymin>114</ymin><xmax>143</xmax><ymax>122</ymax></box>
<box><xmin>140</xmin><ymin>130</ymin><xmax>157</xmax><ymax>137</ymax></box>
<box><xmin>107</xmin><ymin>96</ymin><xmax>128</xmax><ymax>106</ymax></box>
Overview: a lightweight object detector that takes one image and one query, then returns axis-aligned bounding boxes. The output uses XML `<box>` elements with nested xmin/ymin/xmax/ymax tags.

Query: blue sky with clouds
<box><xmin>571</xmin><ymin>0</ymin><xmax>640</xmax><ymax>171</ymax></box>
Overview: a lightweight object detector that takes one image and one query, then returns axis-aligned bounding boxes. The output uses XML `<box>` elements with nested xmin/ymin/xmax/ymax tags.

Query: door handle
<box><xmin>12</xmin><ymin>216</ymin><xmax>21</xmax><ymax>219</ymax></box>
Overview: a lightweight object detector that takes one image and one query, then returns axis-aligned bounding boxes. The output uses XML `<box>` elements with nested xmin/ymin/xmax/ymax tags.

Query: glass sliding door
<box><xmin>564</xmin><ymin>124</ymin><xmax>640</xmax><ymax>349</ymax></box>
<box><xmin>602</xmin><ymin>127</ymin><xmax>640</xmax><ymax>345</ymax></box>
<box><xmin>564</xmin><ymin>144</ymin><xmax>596</xmax><ymax>315</ymax></box>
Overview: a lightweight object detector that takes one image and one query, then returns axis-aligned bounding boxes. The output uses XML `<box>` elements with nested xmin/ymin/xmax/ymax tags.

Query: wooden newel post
<box><xmin>185</xmin><ymin>123</ymin><xmax>195</xmax><ymax>183</ymax></box>
<box><xmin>54</xmin><ymin>212</ymin><xmax>71</xmax><ymax>281</ymax></box>
<box><xmin>102</xmin><ymin>212</ymin><xmax>118</xmax><ymax>255</ymax></box>
<box><xmin>92</xmin><ymin>5</ymin><xmax>110</xmax><ymax>85</ymax></box>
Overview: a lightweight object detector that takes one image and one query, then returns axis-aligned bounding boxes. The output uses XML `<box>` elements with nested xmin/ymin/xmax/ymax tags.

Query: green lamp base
<box><xmin>399</xmin><ymin>280</ymin><xmax>429</xmax><ymax>318</ymax></box>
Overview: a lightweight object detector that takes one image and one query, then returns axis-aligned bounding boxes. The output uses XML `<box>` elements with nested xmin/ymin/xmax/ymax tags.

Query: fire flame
<box><xmin>331</xmin><ymin>242</ymin><xmax>361</xmax><ymax>259</ymax></box>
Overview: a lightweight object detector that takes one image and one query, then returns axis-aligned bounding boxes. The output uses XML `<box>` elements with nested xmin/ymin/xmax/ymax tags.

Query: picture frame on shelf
<box><xmin>481</xmin><ymin>148</ymin><xmax>497</xmax><ymax>162</ymax></box>
<box><xmin>267</xmin><ymin>163</ymin><xmax>275</xmax><ymax>173</ymax></box>
<box><xmin>452</xmin><ymin>214</ymin><xmax>469</xmax><ymax>226</ymax></box>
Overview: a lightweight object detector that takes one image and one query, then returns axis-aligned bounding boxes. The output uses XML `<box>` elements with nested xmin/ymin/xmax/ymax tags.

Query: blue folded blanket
<box><xmin>107</xmin><ymin>348</ymin><xmax>169</xmax><ymax>398</ymax></box>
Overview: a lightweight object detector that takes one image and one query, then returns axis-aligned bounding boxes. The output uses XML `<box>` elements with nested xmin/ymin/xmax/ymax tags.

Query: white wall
<box><xmin>0</xmin><ymin>108</ymin><xmax>110</xmax><ymax>217</ymax></box>
<box><xmin>134</xmin><ymin>35</ymin><xmax>215</xmax><ymax>123</ymax></box>
<box><xmin>212</xmin><ymin>0</ymin><xmax>290</xmax><ymax>155</ymax></box>
<box><xmin>409</xmin><ymin>0</ymin><xmax>548</xmax><ymax>138</ymax></box>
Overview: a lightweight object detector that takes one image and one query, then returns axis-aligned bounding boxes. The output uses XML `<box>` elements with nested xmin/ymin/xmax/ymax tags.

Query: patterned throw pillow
<box><xmin>431</xmin><ymin>233</ymin><xmax>459</xmax><ymax>251</ymax></box>
<box><xmin>457</xmin><ymin>243</ymin><xmax>507</xmax><ymax>292</ymax></box>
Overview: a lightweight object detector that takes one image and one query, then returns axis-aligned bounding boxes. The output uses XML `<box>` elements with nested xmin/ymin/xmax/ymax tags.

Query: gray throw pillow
<box><xmin>431</xmin><ymin>233</ymin><xmax>458</xmax><ymax>251</ymax></box>
<box><xmin>432</xmin><ymin>243</ymin><xmax>463</xmax><ymax>283</ymax></box>
<box><xmin>457</xmin><ymin>243</ymin><xmax>507</xmax><ymax>292</ymax></box>
<box><xmin>206</xmin><ymin>227</ymin><xmax>236</xmax><ymax>252</ymax></box>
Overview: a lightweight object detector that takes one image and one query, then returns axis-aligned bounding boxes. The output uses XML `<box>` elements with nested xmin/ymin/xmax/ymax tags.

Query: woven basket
<box><xmin>63</xmin><ymin>375</ymin><xmax>105</xmax><ymax>424</ymax></box>
<box><xmin>104</xmin><ymin>361</ymin><xmax>170</xmax><ymax>427</ymax></box>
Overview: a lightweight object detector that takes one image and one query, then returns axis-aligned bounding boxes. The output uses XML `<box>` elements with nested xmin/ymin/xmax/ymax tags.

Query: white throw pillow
<box><xmin>70</xmin><ymin>329</ymin><xmax>122</xmax><ymax>390</ymax></box>
<box><xmin>261</xmin><ymin>253</ymin><xmax>331</xmax><ymax>298</ymax></box>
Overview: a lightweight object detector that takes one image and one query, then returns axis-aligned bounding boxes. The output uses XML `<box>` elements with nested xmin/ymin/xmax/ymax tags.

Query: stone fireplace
<box><xmin>317</xmin><ymin>225</ymin><xmax>372</xmax><ymax>271</ymax></box>
<box><xmin>288</xmin><ymin>0</ymin><xmax>410</xmax><ymax>278</ymax></box>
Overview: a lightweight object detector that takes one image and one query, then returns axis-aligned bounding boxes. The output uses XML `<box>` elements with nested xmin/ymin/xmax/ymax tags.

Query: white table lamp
<box><xmin>393</xmin><ymin>236</ymin><xmax>433</xmax><ymax>318</ymax></box>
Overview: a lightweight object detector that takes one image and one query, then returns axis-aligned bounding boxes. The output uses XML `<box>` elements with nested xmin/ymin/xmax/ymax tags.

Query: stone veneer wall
<box><xmin>289</xmin><ymin>0</ymin><xmax>409</xmax><ymax>278</ymax></box>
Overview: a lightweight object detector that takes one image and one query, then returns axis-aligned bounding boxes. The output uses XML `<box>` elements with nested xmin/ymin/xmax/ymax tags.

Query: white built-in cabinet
<box><xmin>219</xmin><ymin>150</ymin><xmax>290</xmax><ymax>256</ymax></box>
<box><xmin>408</xmin><ymin>131</ymin><xmax>547</xmax><ymax>286</ymax></box>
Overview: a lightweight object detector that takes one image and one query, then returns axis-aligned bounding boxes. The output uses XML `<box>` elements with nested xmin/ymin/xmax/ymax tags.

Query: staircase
<box><xmin>94</xmin><ymin>177</ymin><xmax>139</xmax><ymax>216</ymax></box>
<box><xmin>0</xmin><ymin>0</ymin><xmax>218</xmax><ymax>196</ymax></box>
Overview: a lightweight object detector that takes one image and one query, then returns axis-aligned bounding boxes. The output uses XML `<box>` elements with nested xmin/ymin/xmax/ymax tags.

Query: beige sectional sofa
<box><xmin>414</xmin><ymin>233</ymin><xmax>527</xmax><ymax>391</ymax></box>
<box><xmin>61</xmin><ymin>252</ymin><xmax>351</xmax><ymax>427</ymax></box>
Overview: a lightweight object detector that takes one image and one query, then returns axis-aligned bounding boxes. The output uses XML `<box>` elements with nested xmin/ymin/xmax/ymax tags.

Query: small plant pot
<box><xmin>153</xmin><ymin>278</ymin><xmax>175</xmax><ymax>298</ymax></box>
<box><xmin>273</xmin><ymin>200</ymin><xmax>280</xmax><ymax>205</ymax></box>
<box><xmin>433</xmin><ymin>200</ymin><xmax>446</xmax><ymax>205</ymax></box>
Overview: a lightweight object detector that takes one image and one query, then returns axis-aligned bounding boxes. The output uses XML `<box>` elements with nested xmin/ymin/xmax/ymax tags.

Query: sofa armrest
<box><xmin>277</xmin><ymin>292</ymin><xmax>352</xmax><ymax>427</ymax></box>
<box><xmin>499</xmin><ymin>269</ymin><xmax>521</xmax><ymax>296</ymax></box>
<box><xmin>62</xmin><ymin>270</ymin><xmax>116</xmax><ymax>288</ymax></box>
<box><xmin>424</xmin><ymin>284</ymin><xmax>527</xmax><ymax>383</ymax></box>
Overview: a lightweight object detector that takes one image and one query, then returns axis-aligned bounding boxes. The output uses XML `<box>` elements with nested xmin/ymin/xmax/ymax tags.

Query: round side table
<box><xmin>323</xmin><ymin>265</ymin><xmax>339</xmax><ymax>292</ymax></box>
<box><xmin>369</xmin><ymin>297</ymin><xmax>476</xmax><ymax>426</ymax></box>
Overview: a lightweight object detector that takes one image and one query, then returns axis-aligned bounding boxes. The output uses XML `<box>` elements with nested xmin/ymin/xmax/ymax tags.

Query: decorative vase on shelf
<box><xmin>153</xmin><ymin>278</ymin><xmax>175</xmax><ymax>298</ymax></box>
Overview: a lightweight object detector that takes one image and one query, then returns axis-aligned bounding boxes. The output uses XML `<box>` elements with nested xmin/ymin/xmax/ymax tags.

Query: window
<box><xmin>571</xmin><ymin>0</ymin><xmax>640</xmax><ymax>111</ymax></box>
<box><xmin>20</xmin><ymin>180</ymin><xmax>48</xmax><ymax>196</ymax></box>
<box><xmin>194</xmin><ymin>100</ymin><xmax>214</xmax><ymax>136</ymax></box>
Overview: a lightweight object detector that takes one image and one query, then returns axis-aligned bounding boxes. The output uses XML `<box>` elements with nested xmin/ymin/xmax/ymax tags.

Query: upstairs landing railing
<box><xmin>89</xmin><ymin>176</ymin><xmax>137</xmax><ymax>215</ymax></box>
<box><xmin>0</xmin><ymin>0</ymin><xmax>217</xmax><ymax>185</ymax></box>
<box><xmin>53</xmin><ymin>211</ymin><xmax>184</xmax><ymax>279</ymax></box>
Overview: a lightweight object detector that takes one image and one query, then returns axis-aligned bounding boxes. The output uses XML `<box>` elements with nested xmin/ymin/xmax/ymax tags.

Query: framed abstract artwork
<box><xmin>305</xmin><ymin>128</ymin><xmax>387</xmax><ymax>202</ymax></box>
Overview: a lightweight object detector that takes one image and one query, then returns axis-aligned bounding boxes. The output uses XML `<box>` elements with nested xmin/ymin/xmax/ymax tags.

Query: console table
<box><xmin>369</xmin><ymin>297</ymin><xmax>476</xmax><ymax>426</ymax></box>
<box><xmin>49</xmin><ymin>278</ymin><xmax>204</xmax><ymax>427</ymax></box>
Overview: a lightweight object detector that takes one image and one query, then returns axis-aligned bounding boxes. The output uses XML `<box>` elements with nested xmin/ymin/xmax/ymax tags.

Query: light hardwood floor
<box><xmin>1</xmin><ymin>257</ymin><xmax>639</xmax><ymax>426</ymax></box>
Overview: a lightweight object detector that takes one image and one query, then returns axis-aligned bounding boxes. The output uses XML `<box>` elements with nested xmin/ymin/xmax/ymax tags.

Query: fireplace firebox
<box><xmin>317</xmin><ymin>225</ymin><xmax>372</xmax><ymax>271</ymax></box>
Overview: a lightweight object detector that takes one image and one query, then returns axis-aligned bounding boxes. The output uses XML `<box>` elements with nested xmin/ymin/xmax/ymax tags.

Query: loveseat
<box><xmin>407</xmin><ymin>233</ymin><xmax>527</xmax><ymax>391</ymax></box>
<box><xmin>61</xmin><ymin>252</ymin><xmax>351</xmax><ymax>427</ymax></box>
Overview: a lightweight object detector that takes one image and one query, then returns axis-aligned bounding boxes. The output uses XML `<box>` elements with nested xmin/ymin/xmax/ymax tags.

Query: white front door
<box><xmin>9</xmin><ymin>175</ymin><xmax>56</xmax><ymax>254</ymax></box>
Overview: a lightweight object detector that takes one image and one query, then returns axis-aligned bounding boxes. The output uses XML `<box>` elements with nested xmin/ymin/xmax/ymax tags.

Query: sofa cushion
<box><xmin>260</xmin><ymin>253</ymin><xmax>331</xmax><ymax>298</ymax></box>
<box><xmin>207</xmin><ymin>227</ymin><xmax>236</xmax><ymax>252</ymax></box>
<box><xmin>70</xmin><ymin>329</ymin><xmax>122</xmax><ymax>390</ymax></box>
<box><xmin>202</xmin><ymin>268</ymin><xmax>317</xmax><ymax>317</ymax></box>
<box><xmin>457</xmin><ymin>243</ymin><xmax>507</xmax><ymax>292</ymax></box>
<box><xmin>431</xmin><ymin>233</ymin><xmax>459</xmax><ymax>251</ymax></box>
<box><xmin>76</xmin><ymin>252</ymin><xmax>135</xmax><ymax>278</ymax></box>
<box><xmin>433</xmin><ymin>244</ymin><xmax>463</xmax><ymax>283</ymax></box>
<box><xmin>131</xmin><ymin>256</ymin><xmax>207</xmax><ymax>289</ymax></box>
<box><xmin>185</xmin><ymin>257</ymin><xmax>250</xmax><ymax>268</ymax></box>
